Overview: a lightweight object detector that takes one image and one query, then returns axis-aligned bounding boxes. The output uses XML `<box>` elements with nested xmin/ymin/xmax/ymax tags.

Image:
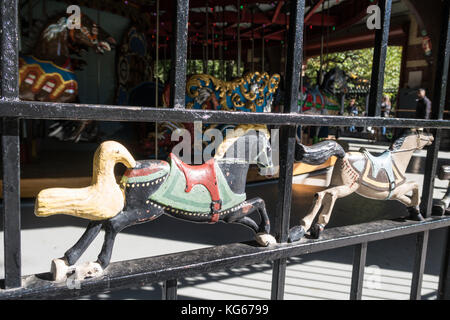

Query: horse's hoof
<box><xmin>408</xmin><ymin>207</ymin><xmax>425</xmax><ymax>221</ymax></box>
<box><xmin>310</xmin><ymin>223</ymin><xmax>324</xmax><ymax>239</ymax></box>
<box><xmin>432</xmin><ymin>204</ymin><xmax>446</xmax><ymax>216</ymax></box>
<box><xmin>256</xmin><ymin>233</ymin><xmax>277</xmax><ymax>246</ymax></box>
<box><xmin>51</xmin><ymin>257</ymin><xmax>73</xmax><ymax>282</ymax></box>
<box><xmin>288</xmin><ymin>226</ymin><xmax>305</xmax><ymax>243</ymax></box>
<box><xmin>74</xmin><ymin>261</ymin><xmax>104</xmax><ymax>280</ymax></box>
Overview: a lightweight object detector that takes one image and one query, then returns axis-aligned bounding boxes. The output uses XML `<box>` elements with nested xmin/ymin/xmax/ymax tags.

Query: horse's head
<box><xmin>416</xmin><ymin>129</ymin><xmax>434</xmax><ymax>149</ymax></box>
<box><xmin>321</xmin><ymin>67</ymin><xmax>348</xmax><ymax>94</ymax></box>
<box><xmin>254</xmin><ymin>129</ymin><xmax>276</xmax><ymax>176</ymax></box>
<box><xmin>391</xmin><ymin>129</ymin><xmax>434</xmax><ymax>152</ymax></box>
<box><xmin>215</xmin><ymin>125</ymin><xmax>276</xmax><ymax>176</ymax></box>
<box><xmin>68</xmin><ymin>14</ymin><xmax>116</xmax><ymax>54</ymax></box>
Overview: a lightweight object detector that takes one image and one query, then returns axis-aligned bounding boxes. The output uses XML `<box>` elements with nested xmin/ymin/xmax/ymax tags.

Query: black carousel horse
<box><xmin>35</xmin><ymin>125</ymin><xmax>278</xmax><ymax>280</ymax></box>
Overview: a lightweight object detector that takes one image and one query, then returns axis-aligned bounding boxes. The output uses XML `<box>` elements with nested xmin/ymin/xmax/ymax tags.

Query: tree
<box><xmin>304</xmin><ymin>46</ymin><xmax>403</xmax><ymax>90</ymax></box>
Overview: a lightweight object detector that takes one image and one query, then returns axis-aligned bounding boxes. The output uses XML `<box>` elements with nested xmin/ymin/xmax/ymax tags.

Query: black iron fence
<box><xmin>1</xmin><ymin>0</ymin><xmax>450</xmax><ymax>300</ymax></box>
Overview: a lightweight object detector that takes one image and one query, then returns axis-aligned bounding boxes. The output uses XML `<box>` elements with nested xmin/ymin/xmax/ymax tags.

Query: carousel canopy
<box><xmin>53</xmin><ymin>0</ymin><xmax>409</xmax><ymax>59</ymax></box>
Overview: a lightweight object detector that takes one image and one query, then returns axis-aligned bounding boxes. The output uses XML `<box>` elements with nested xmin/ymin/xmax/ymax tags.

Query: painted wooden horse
<box><xmin>299</xmin><ymin>67</ymin><xmax>348</xmax><ymax>115</ymax></box>
<box><xmin>144</xmin><ymin>72</ymin><xmax>281</xmax><ymax>158</ymax></box>
<box><xmin>289</xmin><ymin>129</ymin><xmax>434</xmax><ymax>242</ymax></box>
<box><xmin>20</xmin><ymin>13</ymin><xmax>115</xmax><ymax>141</ymax></box>
<box><xmin>35</xmin><ymin>125</ymin><xmax>277</xmax><ymax>281</ymax></box>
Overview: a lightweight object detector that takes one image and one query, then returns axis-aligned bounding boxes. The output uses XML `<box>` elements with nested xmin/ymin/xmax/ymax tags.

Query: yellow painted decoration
<box><xmin>35</xmin><ymin>141</ymin><xmax>136</xmax><ymax>220</ymax></box>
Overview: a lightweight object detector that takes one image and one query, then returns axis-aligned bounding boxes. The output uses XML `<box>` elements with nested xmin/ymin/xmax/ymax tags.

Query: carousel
<box><xmin>9</xmin><ymin>0</ymin><xmax>381</xmax><ymax>198</ymax></box>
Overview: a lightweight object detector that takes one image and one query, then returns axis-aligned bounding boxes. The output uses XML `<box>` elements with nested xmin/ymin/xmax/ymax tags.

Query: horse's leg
<box><xmin>391</xmin><ymin>181</ymin><xmax>424</xmax><ymax>221</ymax></box>
<box><xmin>311</xmin><ymin>184</ymin><xmax>358</xmax><ymax>239</ymax></box>
<box><xmin>51</xmin><ymin>220</ymin><xmax>104</xmax><ymax>282</ymax></box>
<box><xmin>97</xmin><ymin>208</ymin><xmax>164</xmax><ymax>269</ymax></box>
<box><xmin>64</xmin><ymin>220</ymin><xmax>103</xmax><ymax>265</ymax></box>
<box><xmin>289</xmin><ymin>191</ymin><xmax>326</xmax><ymax>242</ymax></box>
<box><xmin>223</xmin><ymin>199</ymin><xmax>276</xmax><ymax>246</ymax></box>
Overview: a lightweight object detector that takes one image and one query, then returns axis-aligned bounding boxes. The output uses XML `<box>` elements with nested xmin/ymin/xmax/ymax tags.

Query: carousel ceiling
<box><xmin>41</xmin><ymin>0</ymin><xmax>408</xmax><ymax>59</ymax></box>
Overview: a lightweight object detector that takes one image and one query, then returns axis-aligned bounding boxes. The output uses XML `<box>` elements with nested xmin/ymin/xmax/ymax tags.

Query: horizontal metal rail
<box><xmin>1</xmin><ymin>216</ymin><xmax>449</xmax><ymax>300</ymax></box>
<box><xmin>0</xmin><ymin>100</ymin><xmax>449</xmax><ymax>128</ymax></box>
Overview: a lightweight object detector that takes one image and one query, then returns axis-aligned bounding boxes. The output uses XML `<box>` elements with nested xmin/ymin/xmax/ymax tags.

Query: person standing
<box><xmin>381</xmin><ymin>95</ymin><xmax>391</xmax><ymax>136</ymax></box>
<box><xmin>347</xmin><ymin>98</ymin><xmax>358</xmax><ymax>132</ymax></box>
<box><xmin>416</xmin><ymin>88</ymin><xmax>432</xmax><ymax>119</ymax></box>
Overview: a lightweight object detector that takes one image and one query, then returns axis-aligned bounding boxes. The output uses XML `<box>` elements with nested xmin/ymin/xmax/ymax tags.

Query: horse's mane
<box><xmin>43</xmin><ymin>17</ymin><xmax>68</xmax><ymax>41</ymax></box>
<box><xmin>390</xmin><ymin>129</ymin><xmax>415</xmax><ymax>151</ymax></box>
<box><xmin>215</xmin><ymin>124</ymin><xmax>270</xmax><ymax>159</ymax></box>
<box><xmin>21</xmin><ymin>13</ymin><xmax>68</xmax><ymax>54</ymax></box>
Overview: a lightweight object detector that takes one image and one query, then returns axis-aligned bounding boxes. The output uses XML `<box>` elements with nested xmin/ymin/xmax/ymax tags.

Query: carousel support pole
<box><xmin>212</xmin><ymin>7</ymin><xmax>215</xmax><ymax>76</ymax></box>
<box><xmin>262</xmin><ymin>27</ymin><xmax>265</xmax><ymax>72</ymax></box>
<box><xmin>271</xmin><ymin>0</ymin><xmax>305</xmax><ymax>300</ymax></box>
<box><xmin>220</xmin><ymin>6</ymin><xmax>225</xmax><ymax>78</ymax></box>
<box><xmin>204</xmin><ymin>0</ymin><xmax>209</xmax><ymax>74</ymax></box>
<box><xmin>319</xmin><ymin>1</ymin><xmax>324</xmax><ymax>82</ymax></box>
<box><xmin>154</xmin><ymin>0</ymin><xmax>160</xmax><ymax>159</ymax></box>
<box><xmin>97</xmin><ymin>9</ymin><xmax>101</xmax><ymax>104</ymax></box>
<box><xmin>340</xmin><ymin>93</ymin><xmax>345</xmax><ymax>115</ymax></box>
<box><xmin>251</xmin><ymin>8</ymin><xmax>254</xmax><ymax>73</ymax></box>
<box><xmin>1</xmin><ymin>0</ymin><xmax>21</xmax><ymax>289</ymax></box>
<box><xmin>237</xmin><ymin>0</ymin><xmax>241</xmax><ymax>76</ymax></box>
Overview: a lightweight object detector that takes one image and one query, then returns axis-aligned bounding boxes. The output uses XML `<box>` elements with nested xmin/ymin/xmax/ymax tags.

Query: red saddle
<box><xmin>170</xmin><ymin>153</ymin><xmax>221</xmax><ymax>223</ymax></box>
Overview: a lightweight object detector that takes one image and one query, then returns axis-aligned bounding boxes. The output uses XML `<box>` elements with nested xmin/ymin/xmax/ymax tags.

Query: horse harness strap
<box><xmin>360</xmin><ymin>148</ymin><xmax>396</xmax><ymax>199</ymax></box>
<box><xmin>170</xmin><ymin>153</ymin><xmax>222</xmax><ymax>223</ymax></box>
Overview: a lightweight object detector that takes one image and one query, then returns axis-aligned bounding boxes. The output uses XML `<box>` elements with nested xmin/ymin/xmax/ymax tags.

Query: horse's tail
<box><xmin>295</xmin><ymin>140</ymin><xmax>346</xmax><ymax>165</ymax></box>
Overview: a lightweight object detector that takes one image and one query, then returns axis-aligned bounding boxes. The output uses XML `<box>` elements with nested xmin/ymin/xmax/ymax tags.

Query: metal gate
<box><xmin>1</xmin><ymin>0</ymin><xmax>450</xmax><ymax>300</ymax></box>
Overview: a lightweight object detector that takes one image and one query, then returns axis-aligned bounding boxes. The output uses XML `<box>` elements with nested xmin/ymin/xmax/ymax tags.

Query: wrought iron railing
<box><xmin>0</xmin><ymin>0</ymin><xmax>450</xmax><ymax>300</ymax></box>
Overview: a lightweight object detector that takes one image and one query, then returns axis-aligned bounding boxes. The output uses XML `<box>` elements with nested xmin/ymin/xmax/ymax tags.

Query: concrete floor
<box><xmin>1</xmin><ymin>137</ymin><xmax>449</xmax><ymax>300</ymax></box>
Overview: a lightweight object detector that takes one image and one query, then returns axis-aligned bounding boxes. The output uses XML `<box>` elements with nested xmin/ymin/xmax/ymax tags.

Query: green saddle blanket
<box><xmin>149</xmin><ymin>158</ymin><xmax>246</xmax><ymax>213</ymax></box>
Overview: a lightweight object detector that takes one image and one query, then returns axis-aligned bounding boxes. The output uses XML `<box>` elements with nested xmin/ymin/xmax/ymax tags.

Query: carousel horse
<box><xmin>145</xmin><ymin>72</ymin><xmax>281</xmax><ymax>158</ymax></box>
<box><xmin>20</xmin><ymin>13</ymin><xmax>116</xmax><ymax>141</ymax></box>
<box><xmin>300</xmin><ymin>67</ymin><xmax>348</xmax><ymax>115</ymax></box>
<box><xmin>34</xmin><ymin>125</ymin><xmax>277</xmax><ymax>281</ymax></box>
<box><xmin>289</xmin><ymin>129</ymin><xmax>434</xmax><ymax>242</ymax></box>
<box><xmin>299</xmin><ymin>67</ymin><xmax>349</xmax><ymax>144</ymax></box>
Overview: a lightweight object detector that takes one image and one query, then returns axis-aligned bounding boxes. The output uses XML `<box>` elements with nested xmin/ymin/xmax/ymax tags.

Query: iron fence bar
<box><xmin>438</xmin><ymin>227</ymin><xmax>450</xmax><ymax>299</ymax></box>
<box><xmin>163</xmin><ymin>0</ymin><xmax>190</xmax><ymax>298</ymax></box>
<box><xmin>1</xmin><ymin>0</ymin><xmax>21</xmax><ymax>289</ymax></box>
<box><xmin>2</xmin><ymin>119</ymin><xmax>21</xmax><ymax>289</ymax></box>
<box><xmin>410</xmin><ymin>231</ymin><xmax>429</xmax><ymax>300</ymax></box>
<box><xmin>350</xmin><ymin>242</ymin><xmax>367</xmax><ymax>300</ymax></box>
<box><xmin>271</xmin><ymin>0</ymin><xmax>305</xmax><ymax>300</ymax></box>
<box><xmin>162</xmin><ymin>279</ymin><xmax>178</xmax><ymax>300</ymax></box>
<box><xmin>169</xmin><ymin>0</ymin><xmax>189</xmax><ymax>109</ymax></box>
<box><xmin>1</xmin><ymin>217</ymin><xmax>450</xmax><ymax>299</ymax></box>
<box><xmin>0</xmin><ymin>100</ymin><xmax>449</xmax><ymax>128</ymax></box>
<box><xmin>421</xmin><ymin>2</ymin><xmax>450</xmax><ymax>217</ymax></box>
<box><xmin>413</xmin><ymin>4</ymin><xmax>450</xmax><ymax>300</ymax></box>
<box><xmin>368</xmin><ymin>0</ymin><xmax>392</xmax><ymax>117</ymax></box>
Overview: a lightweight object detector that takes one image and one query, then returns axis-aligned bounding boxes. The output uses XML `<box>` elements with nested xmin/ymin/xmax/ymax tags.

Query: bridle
<box><xmin>68</xmin><ymin>14</ymin><xmax>98</xmax><ymax>45</ymax></box>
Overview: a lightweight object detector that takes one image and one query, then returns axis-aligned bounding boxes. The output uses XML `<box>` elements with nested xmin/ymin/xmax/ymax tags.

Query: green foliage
<box><xmin>305</xmin><ymin>46</ymin><xmax>403</xmax><ymax>91</ymax></box>
<box><xmin>155</xmin><ymin>60</ymin><xmax>244</xmax><ymax>83</ymax></box>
